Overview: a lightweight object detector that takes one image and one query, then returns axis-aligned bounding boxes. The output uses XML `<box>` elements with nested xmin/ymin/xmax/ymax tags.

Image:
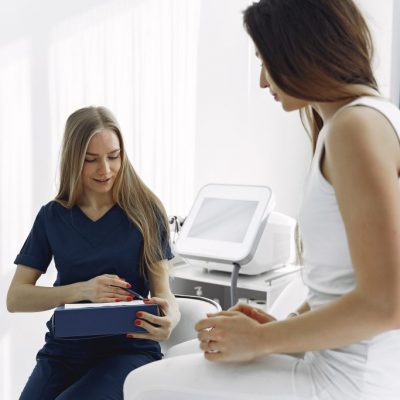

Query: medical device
<box><xmin>173</xmin><ymin>184</ymin><xmax>295</xmax><ymax>305</ymax></box>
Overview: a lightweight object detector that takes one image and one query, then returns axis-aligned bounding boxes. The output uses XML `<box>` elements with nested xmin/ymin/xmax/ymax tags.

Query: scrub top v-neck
<box><xmin>14</xmin><ymin>201</ymin><xmax>173</xmax><ymax>353</ymax></box>
<box><xmin>15</xmin><ymin>200</ymin><xmax>172</xmax><ymax>293</ymax></box>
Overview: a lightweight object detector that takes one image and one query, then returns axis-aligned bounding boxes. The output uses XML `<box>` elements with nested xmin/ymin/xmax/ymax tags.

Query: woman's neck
<box><xmin>312</xmin><ymin>100</ymin><xmax>351</xmax><ymax>123</ymax></box>
<box><xmin>312</xmin><ymin>85</ymin><xmax>379</xmax><ymax>123</ymax></box>
<box><xmin>77</xmin><ymin>192</ymin><xmax>115</xmax><ymax>211</ymax></box>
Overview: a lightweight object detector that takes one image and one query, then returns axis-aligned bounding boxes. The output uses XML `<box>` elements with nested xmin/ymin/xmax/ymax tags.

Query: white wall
<box><xmin>194</xmin><ymin>0</ymin><xmax>310</xmax><ymax>217</ymax></box>
<box><xmin>389</xmin><ymin>0</ymin><xmax>400</xmax><ymax>106</ymax></box>
<box><xmin>193</xmin><ymin>0</ymin><xmax>396</xmax><ymax>218</ymax></box>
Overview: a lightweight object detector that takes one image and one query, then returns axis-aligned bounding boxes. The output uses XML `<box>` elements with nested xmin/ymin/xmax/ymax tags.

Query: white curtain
<box><xmin>0</xmin><ymin>38</ymin><xmax>33</xmax><ymax>400</ymax></box>
<box><xmin>49</xmin><ymin>0</ymin><xmax>200</xmax><ymax>215</ymax></box>
<box><xmin>0</xmin><ymin>1</ymin><xmax>200</xmax><ymax>398</ymax></box>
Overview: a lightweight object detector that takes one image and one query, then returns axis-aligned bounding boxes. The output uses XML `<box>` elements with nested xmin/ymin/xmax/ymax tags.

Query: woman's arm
<box><xmin>196</xmin><ymin>107</ymin><xmax>400</xmax><ymax>362</ymax></box>
<box><xmin>228</xmin><ymin>297</ymin><xmax>310</xmax><ymax>324</ymax></box>
<box><xmin>148</xmin><ymin>259</ymin><xmax>181</xmax><ymax>330</ymax></box>
<box><xmin>127</xmin><ymin>260</ymin><xmax>181</xmax><ymax>341</ymax></box>
<box><xmin>7</xmin><ymin>265</ymin><xmax>134</xmax><ymax>312</ymax></box>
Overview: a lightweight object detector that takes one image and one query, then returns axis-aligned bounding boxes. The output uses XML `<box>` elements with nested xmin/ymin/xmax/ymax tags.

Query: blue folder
<box><xmin>52</xmin><ymin>302</ymin><xmax>160</xmax><ymax>338</ymax></box>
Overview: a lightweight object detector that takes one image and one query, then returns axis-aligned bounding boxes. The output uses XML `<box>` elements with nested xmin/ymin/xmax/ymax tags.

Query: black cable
<box><xmin>230</xmin><ymin>263</ymin><xmax>241</xmax><ymax>307</ymax></box>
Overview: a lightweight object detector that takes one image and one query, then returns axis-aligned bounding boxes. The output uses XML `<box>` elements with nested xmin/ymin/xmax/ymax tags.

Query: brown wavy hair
<box><xmin>55</xmin><ymin>106</ymin><xmax>170</xmax><ymax>276</ymax></box>
<box><xmin>243</xmin><ymin>0</ymin><xmax>379</xmax><ymax>152</ymax></box>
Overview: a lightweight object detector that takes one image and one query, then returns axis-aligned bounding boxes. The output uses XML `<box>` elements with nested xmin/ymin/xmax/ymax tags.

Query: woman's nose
<box><xmin>259</xmin><ymin>69</ymin><xmax>270</xmax><ymax>89</ymax></box>
<box><xmin>98</xmin><ymin>159</ymin><xmax>110</xmax><ymax>174</ymax></box>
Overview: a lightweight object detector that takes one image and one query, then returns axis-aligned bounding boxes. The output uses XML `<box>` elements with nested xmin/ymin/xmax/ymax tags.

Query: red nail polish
<box><xmin>134</xmin><ymin>320</ymin><xmax>141</xmax><ymax>326</ymax></box>
<box><xmin>115</xmin><ymin>298</ymin><xmax>121</xmax><ymax>302</ymax></box>
<box><xmin>126</xmin><ymin>283</ymin><xmax>132</xmax><ymax>288</ymax></box>
<box><xmin>136</xmin><ymin>312</ymin><xmax>143</xmax><ymax>318</ymax></box>
<box><xmin>127</xmin><ymin>296</ymin><xmax>133</xmax><ymax>301</ymax></box>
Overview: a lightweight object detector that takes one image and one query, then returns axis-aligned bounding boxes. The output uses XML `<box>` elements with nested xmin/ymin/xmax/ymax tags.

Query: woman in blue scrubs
<box><xmin>7</xmin><ymin>106</ymin><xmax>180</xmax><ymax>400</ymax></box>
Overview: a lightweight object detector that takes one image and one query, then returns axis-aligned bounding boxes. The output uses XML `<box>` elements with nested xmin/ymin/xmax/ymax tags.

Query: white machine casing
<box><xmin>177</xmin><ymin>211</ymin><xmax>296</xmax><ymax>276</ymax></box>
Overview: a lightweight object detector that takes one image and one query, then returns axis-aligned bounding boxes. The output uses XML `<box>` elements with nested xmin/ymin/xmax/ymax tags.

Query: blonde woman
<box><xmin>7</xmin><ymin>106</ymin><xmax>180</xmax><ymax>399</ymax></box>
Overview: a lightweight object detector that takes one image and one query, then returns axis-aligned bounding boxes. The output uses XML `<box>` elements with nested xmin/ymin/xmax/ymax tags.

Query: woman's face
<box><xmin>81</xmin><ymin>128</ymin><xmax>122</xmax><ymax>196</ymax></box>
<box><xmin>257</xmin><ymin>53</ymin><xmax>308</xmax><ymax>111</ymax></box>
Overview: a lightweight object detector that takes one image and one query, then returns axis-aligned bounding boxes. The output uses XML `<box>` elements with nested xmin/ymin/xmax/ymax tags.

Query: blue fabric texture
<box><xmin>19</xmin><ymin>346</ymin><xmax>158</xmax><ymax>400</ymax></box>
<box><xmin>14</xmin><ymin>200</ymin><xmax>173</xmax><ymax>398</ymax></box>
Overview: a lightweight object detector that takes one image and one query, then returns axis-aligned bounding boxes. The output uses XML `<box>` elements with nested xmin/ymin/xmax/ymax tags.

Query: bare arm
<box><xmin>7</xmin><ymin>265</ymin><xmax>134</xmax><ymax>312</ymax></box>
<box><xmin>196</xmin><ymin>107</ymin><xmax>400</xmax><ymax>361</ymax></box>
<box><xmin>228</xmin><ymin>299</ymin><xmax>310</xmax><ymax>325</ymax></box>
<box><xmin>148</xmin><ymin>260</ymin><xmax>181</xmax><ymax>329</ymax></box>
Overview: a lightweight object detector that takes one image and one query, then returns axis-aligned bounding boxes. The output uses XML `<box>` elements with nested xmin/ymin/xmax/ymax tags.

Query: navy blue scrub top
<box><xmin>15</xmin><ymin>201</ymin><xmax>172</xmax><ymax>289</ymax></box>
<box><xmin>14</xmin><ymin>201</ymin><xmax>173</xmax><ymax>350</ymax></box>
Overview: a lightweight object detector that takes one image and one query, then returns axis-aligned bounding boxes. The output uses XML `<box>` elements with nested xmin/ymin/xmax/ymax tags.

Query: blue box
<box><xmin>53</xmin><ymin>302</ymin><xmax>160</xmax><ymax>338</ymax></box>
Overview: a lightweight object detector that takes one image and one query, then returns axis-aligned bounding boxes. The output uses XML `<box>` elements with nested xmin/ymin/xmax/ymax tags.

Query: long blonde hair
<box><xmin>55</xmin><ymin>106</ymin><xmax>170</xmax><ymax>276</ymax></box>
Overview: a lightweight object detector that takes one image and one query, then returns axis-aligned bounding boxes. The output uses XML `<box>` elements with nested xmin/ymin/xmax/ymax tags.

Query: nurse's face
<box><xmin>81</xmin><ymin>129</ymin><xmax>122</xmax><ymax>195</ymax></box>
<box><xmin>257</xmin><ymin>52</ymin><xmax>308</xmax><ymax>111</ymax></box>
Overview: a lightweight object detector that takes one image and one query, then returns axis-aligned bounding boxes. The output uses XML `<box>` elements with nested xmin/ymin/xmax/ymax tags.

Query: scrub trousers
<box><xmin>19</xmin><ymin>334</ymin><xmax>161</xmax><ymax>400</ymax></box>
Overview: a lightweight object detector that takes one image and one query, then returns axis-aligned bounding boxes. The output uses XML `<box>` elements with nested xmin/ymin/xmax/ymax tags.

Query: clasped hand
<box><xmin>195</xmin><ymin>303</ymin><xmax>276</xmax><ymax>362</ymax></box>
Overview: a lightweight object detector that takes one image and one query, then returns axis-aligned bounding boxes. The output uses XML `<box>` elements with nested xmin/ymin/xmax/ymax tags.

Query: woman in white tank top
<box><xmin>125</xmin><ymin>1</ymin><xmax>400</xmax><ymax>398</ymax></box>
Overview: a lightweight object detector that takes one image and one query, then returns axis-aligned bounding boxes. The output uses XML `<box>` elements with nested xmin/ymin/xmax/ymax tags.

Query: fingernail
<box><xmin>136</xmin><ymin>312</ymin><xmax>143</xmax><ymax>317</ymax></box>
<box><xmin>127</xmin><ymin>296</ymin><xmax>133</xmax><ymax>301</ymax></box>
<box><xmin>115</xmin><ymin>298</ymin><xmax>121</xmax><ymax>302</ymax></box>
<box><xmin>126</xmin><ymin>334</ymin><xmax>133</xmax><ymax>339</ymax></box>
<box><xmin>126</xmin><ymin>283</ymin><xmax>131</xmax><ymax>288</ymax></box>
<box><xmin>134</xmin><ymin>320</ymin><xmax>141</xmax><ymax>326</ymax></box>
<box><xmin>143</xmin><ymin>298</ymin><xmax>150</xmax><ymax>302</ymax></box>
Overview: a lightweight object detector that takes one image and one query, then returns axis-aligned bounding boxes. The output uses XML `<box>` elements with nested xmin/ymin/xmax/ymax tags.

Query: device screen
<box><xmin>187</xmin><ymin>198</ymin><xmax>258</xmax><ymax>243</ymax></box>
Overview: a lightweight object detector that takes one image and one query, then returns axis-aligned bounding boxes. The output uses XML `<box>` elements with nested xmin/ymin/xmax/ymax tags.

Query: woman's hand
<box><xmin>195</xmin><ymin>310</ymin><xmax>268</xmax><ymax>362</ymax></box>
<box><xmin>82</xmin><ymin>274</ymin><xmax>134</xmax><ymax>303</ymax></box>
<box><xmin>126</xmin><ymin>297</ymin><xmax>173</xmax><ymax>342</ymax></box>
<box><xmin>229</xmin><ymin>303</ymin><xmax>276</xmax><ymax>324</ymax></box>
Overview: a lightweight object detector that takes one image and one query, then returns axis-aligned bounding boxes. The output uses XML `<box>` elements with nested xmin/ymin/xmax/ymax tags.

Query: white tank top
<box><xmin>298</xmin><ymin>96</ymin><xmax>400</xmax><ymax>399</ymax></box>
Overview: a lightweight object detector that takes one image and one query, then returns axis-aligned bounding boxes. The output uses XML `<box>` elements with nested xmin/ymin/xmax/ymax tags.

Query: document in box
<box><xmin>53</xmin><ymin>300</ymin><xmax>160</xmax><ymax>338</ymax></box>
<box><xmin>64</xmin><ymin>300</ymin><xmax>144</xmax><ymax>309</ymax></box>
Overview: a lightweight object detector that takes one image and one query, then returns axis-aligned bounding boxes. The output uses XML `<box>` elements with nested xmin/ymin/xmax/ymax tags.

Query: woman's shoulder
<box><xmin>325</xmin><ymin>97</ymin><xmax>400</xmax><ymax>171</ymax></box>
<box><xmin>331</xmin><ymin>96</ymin><xmax>399</xmax><ymax>126</ymax></box>
<box><xmin>40</xmin><ymin>200</ymin><xmax>71</xmax><ymax>220</ymax></box>
<box><xmin>328</xmin><ymin>97</ymin><xmax>399</xmax><ymax>144</ymax></box>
